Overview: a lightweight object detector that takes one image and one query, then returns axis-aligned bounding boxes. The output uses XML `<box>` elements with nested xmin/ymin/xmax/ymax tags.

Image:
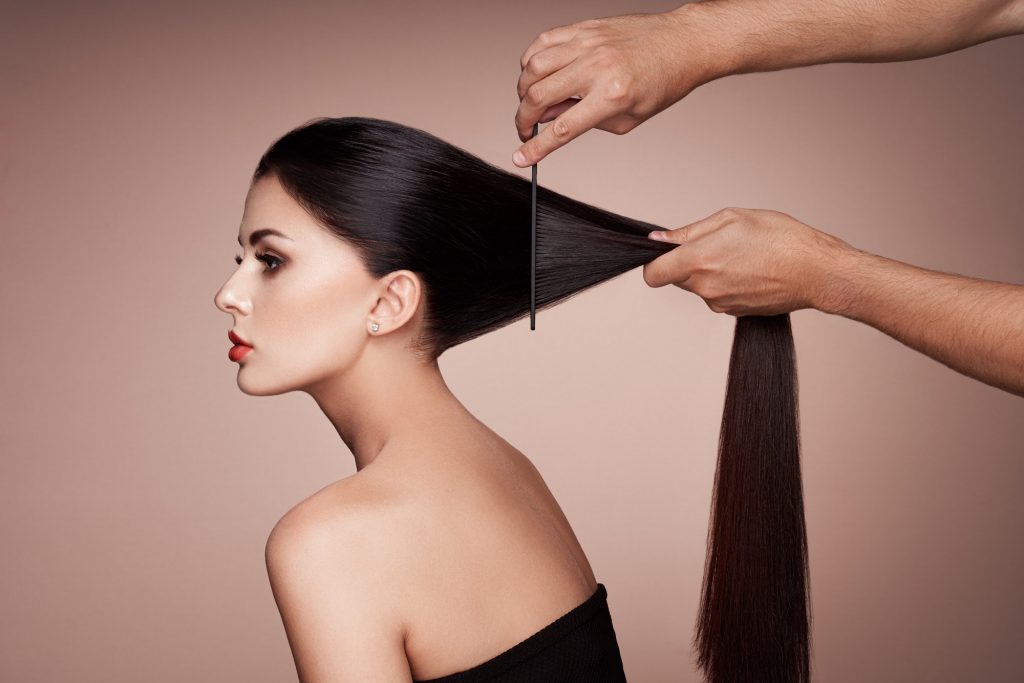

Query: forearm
<box><xmin>820</xmin><ymin>248</ymin><xmax>1024</xmax><ymax>397</ymax></box>
<box><xmin>674</xmin><ymin>0</ymin><xmax>1024</xmax><ymax>81</ymax></box>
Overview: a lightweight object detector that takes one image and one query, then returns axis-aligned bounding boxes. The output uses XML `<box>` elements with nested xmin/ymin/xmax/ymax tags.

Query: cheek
<box><xmin>267</xmin><ymin>276</ymin><xmax>366</xmax><ymax>370</ymax></box>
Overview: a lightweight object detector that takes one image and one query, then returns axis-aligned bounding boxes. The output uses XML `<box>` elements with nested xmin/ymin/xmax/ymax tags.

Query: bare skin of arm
<box><xmin>513</xmin><ymin>0</ymin><xmax>1024</xmax><ymax>165</ymax></box>
<box><xmin>687</xmin><ymin>0</ymin><xmax>1024</xmax><ymax>77</ymax></box>
<box><xmin>642</xmin><ymin>208</ymin><xmax>1024</xmax><ymax>397</ymax></box>
<box><xmin>828</xmin><ymin>248</ymin><xmax>1024</xmax><ymax>397</ymax></box>
<box><xmin>515</xmin><ymin>2</ymin><xmax>1024</xmax><ymax>396</ymax></box>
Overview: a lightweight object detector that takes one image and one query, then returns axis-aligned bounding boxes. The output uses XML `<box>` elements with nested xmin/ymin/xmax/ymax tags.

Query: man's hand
<box><xmin>513</xmin><ymin>9</ymin><xmax>716</xmax><ymax>168</ymax></box>
<box><xmin>513</xmin><ymin>0</ymin><xmax>1024</xmax><ymax>167</ymax></box>
<box><xmin>642</xmin><ymin>208</ymin><xmax>853</xmax><ymax>316</ymax></box>
<box><xmin>643</xmin><ymin>207</ymin><xmax>1024</xmax><ymax>397</ymax></box>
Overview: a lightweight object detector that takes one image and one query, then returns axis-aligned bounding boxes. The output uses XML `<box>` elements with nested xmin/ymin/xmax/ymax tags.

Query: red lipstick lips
<box><xmin>229</xmin><ymin>330</ymin><xmax>250</xmax><ymax>346</ymax></box>
<box><xmin>228</xmin><ymin>330</ymin><xmax>253</xmax><ymax>362</ymax></box>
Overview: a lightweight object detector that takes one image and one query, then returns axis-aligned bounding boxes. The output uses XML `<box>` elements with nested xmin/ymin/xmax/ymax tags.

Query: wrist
<box><xmin>813</xmin><ymin>240</ymin><xmax>871</xmax><ymax>317</ymax></box>
<box><xmin>666</xmin><ymin>1</ymin><xmax>745</xmax><ymax>86</ymax></box>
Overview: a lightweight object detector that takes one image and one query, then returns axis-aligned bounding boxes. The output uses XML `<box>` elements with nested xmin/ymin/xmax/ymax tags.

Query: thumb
<box><xmin>643</xmin><ymin>212</ymin><xmax>728</xmax><ymax>287</ymax></box>
<box><xmin>642</xmin><ymin>238</ymin><xmax>703</xmax><ymax>289</ymax></box>
<box><xmin>647</xmin><ymin>212</ymin><xmax>721</xmax><ymax>245</ymax></box>
<box><xmin>647</xmin><ymin>225</ymin><xmax>691</xmax><ymax>244</ymax></box>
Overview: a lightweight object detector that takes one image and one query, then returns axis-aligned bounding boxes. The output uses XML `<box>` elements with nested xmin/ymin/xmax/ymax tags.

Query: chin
<box><xmin>235</xmin><ymin>370</ymin><xmax>297</xmax><ymax>397</ymax></box>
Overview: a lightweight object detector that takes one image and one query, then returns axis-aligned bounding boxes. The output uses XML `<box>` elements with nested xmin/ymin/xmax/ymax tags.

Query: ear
<box><xmin>367</xmin><ymin>270</ymin><xmax>423</xmax><ymax>336</ymax></box>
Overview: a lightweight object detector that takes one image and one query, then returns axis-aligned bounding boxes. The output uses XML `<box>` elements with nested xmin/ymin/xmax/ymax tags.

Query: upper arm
<box><xmin>265</xmin><ymin>500</ymin><xmax>412</xmax><ymax>683</ymax></box>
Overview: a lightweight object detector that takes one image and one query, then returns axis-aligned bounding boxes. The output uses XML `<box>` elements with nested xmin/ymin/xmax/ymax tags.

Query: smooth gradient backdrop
<box><xmin>2</xmin><ymin>1</ymin><xmax>1022</xmax><ymax>681</ymax></box>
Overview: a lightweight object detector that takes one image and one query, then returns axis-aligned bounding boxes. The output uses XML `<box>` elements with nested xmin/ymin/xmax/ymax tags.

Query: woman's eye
<box><xmin>256</xmin><ymin>252</ymin><xmax>283</xmax><ymax>272</ymax></box>
<box><xmin>233</xmin><ymin>253</ymin><xmax>283</xmax><ymax>272</ymax></box>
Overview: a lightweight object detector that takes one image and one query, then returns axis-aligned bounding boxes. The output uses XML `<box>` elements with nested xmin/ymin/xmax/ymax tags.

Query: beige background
<box><xmin>2</xmin><ymin>1</ymin><xmax>1022</xmax><ymax>681</ymax></box>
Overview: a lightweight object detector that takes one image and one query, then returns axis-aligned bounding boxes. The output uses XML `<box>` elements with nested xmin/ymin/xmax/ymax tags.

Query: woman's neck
<box><xmin>306</xmin><ymin>351</ymin><xmax>473</xmax><ymax>472</ymax></box>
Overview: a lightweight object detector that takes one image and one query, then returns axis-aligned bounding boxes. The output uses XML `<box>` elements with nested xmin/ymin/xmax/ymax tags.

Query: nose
<box><xmin>214</xmin><ymin>273</ymin><xmax>251</xmax><ymax>316</ymax></box>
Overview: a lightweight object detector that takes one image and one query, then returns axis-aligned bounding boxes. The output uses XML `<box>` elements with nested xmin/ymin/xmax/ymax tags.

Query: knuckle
<box><xmin>524</xmin><ymin>84</ymin><xmax>545</xmax><ymax>106</ymax></box>
<box><xmin>551</xmin><ymin>117</ymin><xmax>571</xmax><ymax>138</ymax></box>
<box><xmin>604</xmin><ymin>74</ymin><xmax>632</xmax><ymax>102</ymax></box>
<box><xmin>537</xmin><ymin>29</ymin><xmax>556</xmax><ymax>46</ymax></box>
<box><xmin>524</xmin><ymin>53</ymin><xmax>544</xmax><ymax>76</ymax></box>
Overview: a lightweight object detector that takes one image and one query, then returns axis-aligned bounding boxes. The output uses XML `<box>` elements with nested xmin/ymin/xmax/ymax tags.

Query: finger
<box><xmin>538</xmin><ymin>97</ymin><xmax>581</xmax><ymax>123</ymax></box>
<box><xmin>517</xmin><ymin>42</ymin><xmax>579</xmax><ymax>101</ymax></box>
<box><xmin>522</xmin><ymin>99</ymin><xmax>583</xmax><ymax>140</ymax></box>
<box><xmin>642</xmin><ymin>211</ymin><xmax>735</xmax><ymax>289</ymax></box>
<box><xmin>515</xmin><ymin>60</ymin><xmax>591</xmax><ymax>141</ymax></box>
<box><xmin>519</xmin><ymin>23</ymin><xmax>580</xmax><ymax>72</ymax></box>
<box><xmin>513</xmin><ymin>94</ymin><xmax>616</xmax><ymax>167</ymax></box>
<box><xmin>647</xmin><ymin>211</ymin><xmax>728</xmax><ymax>246</ymax></box>
<box><xmin>642</xmin><ymin>242</ymin><xmax>704</xmax><ymax>290</ymax></box>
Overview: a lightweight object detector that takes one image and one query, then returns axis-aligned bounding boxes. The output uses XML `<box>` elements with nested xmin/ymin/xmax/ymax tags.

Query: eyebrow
<box><xmin>238</xmin><ymin>228</ymin><xmax>295</xmax><ymax>247</ymax></box>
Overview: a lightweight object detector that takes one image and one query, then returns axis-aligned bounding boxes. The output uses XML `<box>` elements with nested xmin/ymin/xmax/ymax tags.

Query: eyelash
<box><xmin>234</xmin><ymin>252</ymin><xmax>283</xmax><ymax>273</ymax></box>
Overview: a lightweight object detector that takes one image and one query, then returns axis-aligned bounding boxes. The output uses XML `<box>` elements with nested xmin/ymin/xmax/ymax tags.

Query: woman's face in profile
<box><xmin>214</xmin><ymin>174</ymin><xmax>379</xmax><ymax>395</ymax></box>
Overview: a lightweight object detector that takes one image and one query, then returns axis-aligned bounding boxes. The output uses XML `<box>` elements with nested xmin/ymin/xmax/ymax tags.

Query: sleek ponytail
<box><xmin>253</xmin><ymin>116</ymin><xmax>811</xmax><ymax>681</ymax></box>
<box><xmin>695</xmin><ymin>314</ymin><xmax>810</xmax><ymax>682</ymax></box>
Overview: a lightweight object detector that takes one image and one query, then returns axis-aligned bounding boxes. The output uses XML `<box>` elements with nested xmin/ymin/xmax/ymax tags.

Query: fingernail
<box><xmin>513</xmin><ymin>150</ymin><xmax>526</xmax><ymax>166</ymax></box>
<box><xmin>648</xmin><ymin>231</ymin><xmax>666</xmax><ymax>240</ymax></box>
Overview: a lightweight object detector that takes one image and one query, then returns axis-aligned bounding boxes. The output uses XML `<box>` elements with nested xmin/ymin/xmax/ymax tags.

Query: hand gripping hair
<box><xmin>253</xmin><ymin>116</ymin><xmax>811</xmax><ymax>682</ymax></box>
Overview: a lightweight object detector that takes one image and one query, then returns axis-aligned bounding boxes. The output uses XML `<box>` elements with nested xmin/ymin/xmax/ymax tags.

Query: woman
<box><xmin>214</xmin><ymin>117</ymin><xmax>809</xmax><ymax>682</ymax></box>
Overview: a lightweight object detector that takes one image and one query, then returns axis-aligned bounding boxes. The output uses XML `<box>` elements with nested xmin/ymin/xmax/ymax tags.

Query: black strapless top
<box><xmin>412</xmin><ymin>582</ymin><xmax>627</xmax><ymax>682</ymax></box>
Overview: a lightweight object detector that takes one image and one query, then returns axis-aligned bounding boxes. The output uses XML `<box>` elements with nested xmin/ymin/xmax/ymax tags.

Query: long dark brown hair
<box><xmin>253</xmin><ymin>116</ymin><xmax>811</xmax><ymax>682</ymax></box>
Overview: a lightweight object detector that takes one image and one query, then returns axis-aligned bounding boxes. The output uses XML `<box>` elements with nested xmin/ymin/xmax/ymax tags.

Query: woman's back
<box><xmin>344</xmin><ymin>424</ymin><xmax>612</xmax><ymax>680</ymax></box>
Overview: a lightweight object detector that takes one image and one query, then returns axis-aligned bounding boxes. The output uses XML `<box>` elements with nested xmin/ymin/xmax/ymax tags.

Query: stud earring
<box><xmin>370</xmin><ymin>321</ymin><xmax>380</xmax><ymax>333</ymax></box>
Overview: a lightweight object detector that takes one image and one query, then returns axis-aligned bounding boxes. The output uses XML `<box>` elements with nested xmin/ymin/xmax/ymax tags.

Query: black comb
<box><xmin>530</xmin><ymin>122</ymin><xmax>538</xmax><ymax>330</ymax></box>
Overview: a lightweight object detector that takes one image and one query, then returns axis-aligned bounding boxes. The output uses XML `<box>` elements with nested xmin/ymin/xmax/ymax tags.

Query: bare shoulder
<box><xmin>268</xmin><ymin>475</ymin><xmax>392</xmax><ymax>546</ymax></box>
<box><xmin>265</xmin><ymin>473</ymin><xmax>409</xmax><ymax>589</ymax></box>
<box><xmin>264</xmin><ymin>476</ymin><xmax>413</xmax><ymax>680</ymax></box>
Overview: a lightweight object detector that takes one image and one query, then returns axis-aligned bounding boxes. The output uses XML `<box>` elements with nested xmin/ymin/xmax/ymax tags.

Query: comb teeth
<box><xmin>530</xmin><ymin>122</ymin><xmax>538</xmax><ymax>331</ymax></box>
